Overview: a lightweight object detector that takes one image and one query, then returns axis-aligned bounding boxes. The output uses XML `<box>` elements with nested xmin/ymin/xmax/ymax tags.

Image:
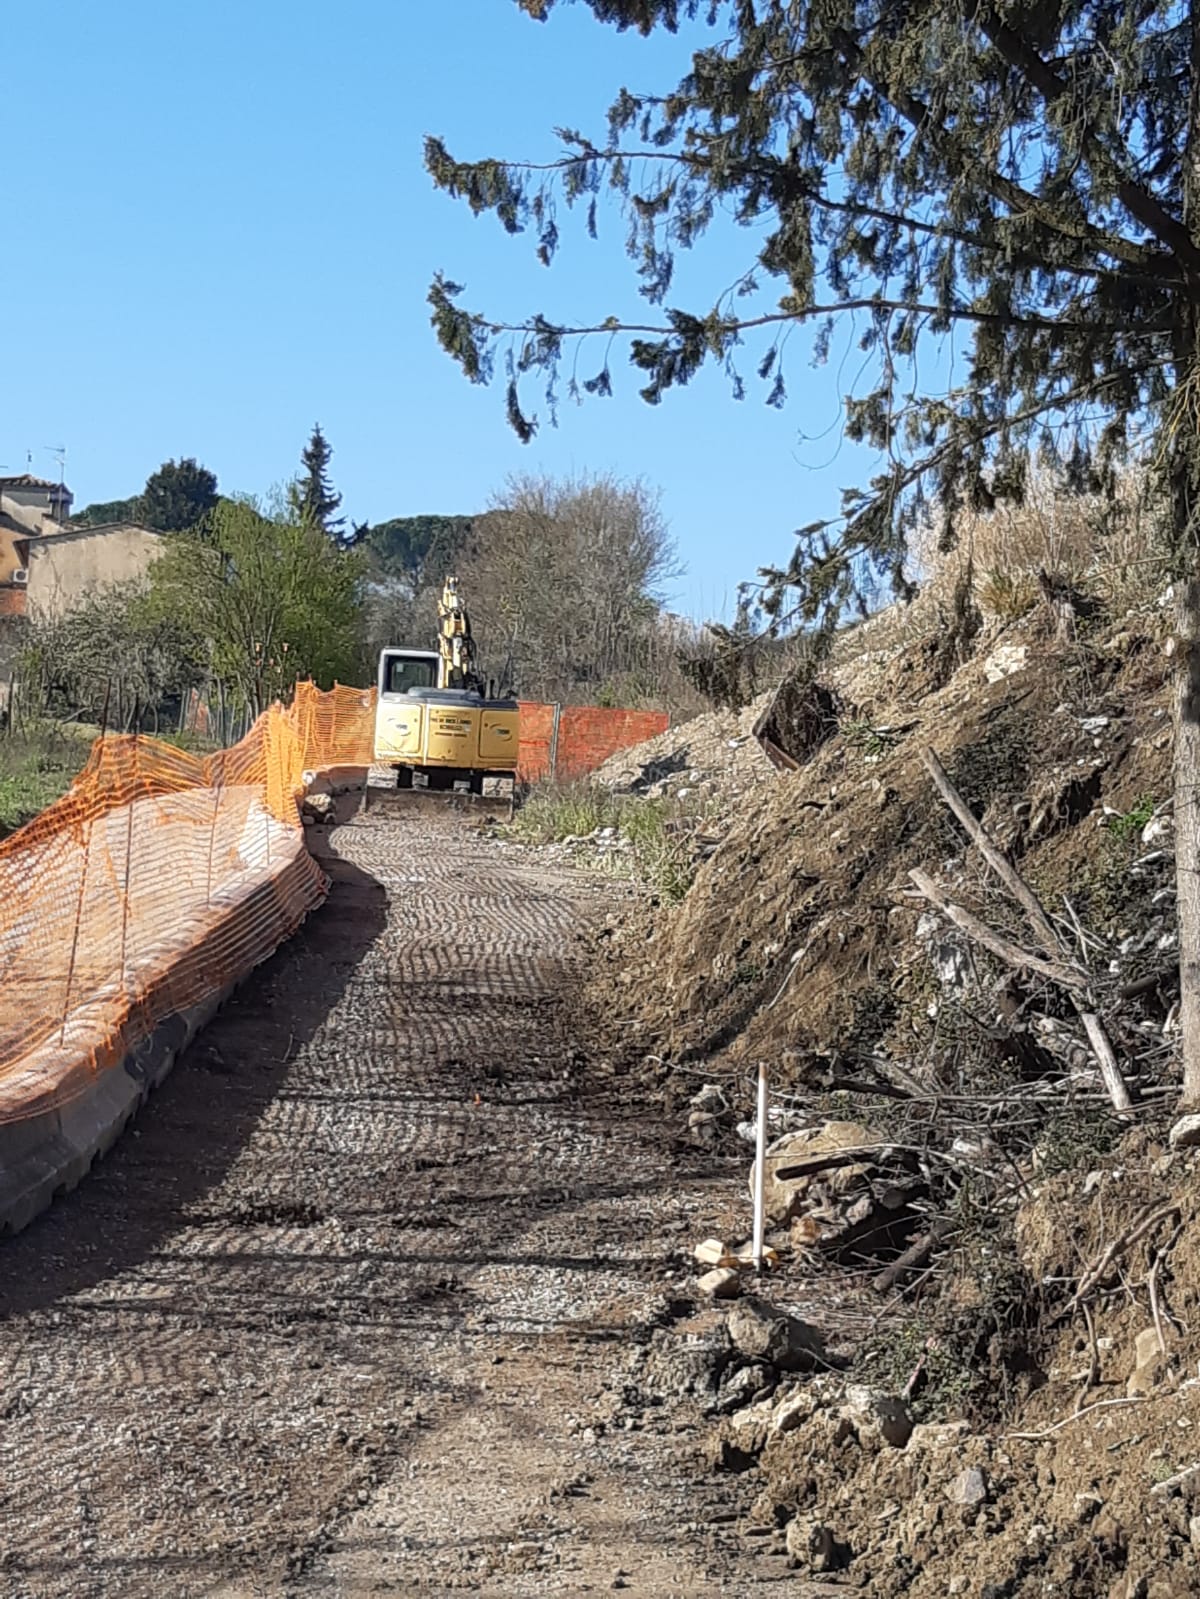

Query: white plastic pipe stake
<box><xmin>752</xmin><ymin>1059</ymin><xmax>768</xmax><ymax>1271</ymax></box>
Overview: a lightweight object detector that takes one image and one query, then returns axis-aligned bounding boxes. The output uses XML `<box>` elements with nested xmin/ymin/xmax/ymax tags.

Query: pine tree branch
<box><xmin>973</xmin><ymin>6</ymin><xmax>1200</xmax><ymax>277</ymax></box>
<box><xmin>761</xmin><ymin>362</ymin><xmax>1169</xmax><ymax>549</ymax></box>
<box><xmin>482</xmin><ymin>299</ymin><xmax>1154</xmax><ymax>339</ymax></box>
<box><xmin>497</xmin><ymin>145</ymin><xmax>1176</xmax><ymax>286</ymax></box>
<box><xmin>830</xmin><ymin>26</ymin><xmax>1162</xmax><ymax>272</ymax></box>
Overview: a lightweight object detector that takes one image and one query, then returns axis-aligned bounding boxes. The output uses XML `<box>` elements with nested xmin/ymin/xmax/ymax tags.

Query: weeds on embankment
<box><xmin>508</xmin><ymin>781</ymin><xmax>718</xmax><ymax>902</ymax></box>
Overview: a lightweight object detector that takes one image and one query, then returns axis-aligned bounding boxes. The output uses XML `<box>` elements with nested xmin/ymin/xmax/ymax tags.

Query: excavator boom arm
<box><xmin>436</xmin><ymin>576</ymin><xmax>480</xmax><ymax>692</ymax></box>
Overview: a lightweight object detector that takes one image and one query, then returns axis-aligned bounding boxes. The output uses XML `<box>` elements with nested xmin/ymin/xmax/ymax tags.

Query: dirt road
<box><xmin>0</xmin><ymin>808</ymin><xmax>765</xmax><ymax>1598</ymax></box>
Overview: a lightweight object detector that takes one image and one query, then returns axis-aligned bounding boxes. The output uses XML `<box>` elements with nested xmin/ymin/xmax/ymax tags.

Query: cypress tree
<box><xmin>295</xmin><ymin>424</ymin><xmax>345</xmax><ymax>540</ymax></box>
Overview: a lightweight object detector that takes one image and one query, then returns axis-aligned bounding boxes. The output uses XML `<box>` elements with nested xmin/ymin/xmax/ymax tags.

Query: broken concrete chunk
<box><xmin>727</xmin><ymin>1296</ymin><xmax>826</xmax><ymax>1371</ymax></box>
<box><xmin>694</xmin><ymin>1237</ymin><xmax>734</xmax><ymax>1268</ymax></box>
<box><xmin>984</xmin><ymin>642</ymin><xmax>1028</xmax><ymax>682</ymax></box>
<box><xmin>841</xmin><ymin>1385</ymin><xmax>913</xmax><ymax>1449</ymax></box>
<box><xmin>770</xmin><ymin>1387</ymin><xmax>817</xmax><ymax>1435</ymax></box>
<box><xmin>698</xmin><ymin>1268</ymin><xmax>742</xmax><ymax>1300</ymax></box>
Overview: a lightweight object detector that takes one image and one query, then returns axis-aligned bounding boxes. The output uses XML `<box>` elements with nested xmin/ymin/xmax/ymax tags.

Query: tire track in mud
<box><xmin>0</xmin><ymin>807</ymin><xmax>756</xmax><ymax>1598</ymax></box>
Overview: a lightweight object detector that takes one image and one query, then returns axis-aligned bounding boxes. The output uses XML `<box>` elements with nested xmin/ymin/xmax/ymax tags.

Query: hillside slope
<box><xmin>603</xmin><ymin>608</ymin><xmax>1173</xmax><ymax>1076</ymax></box>
<box><xmin>579</xmin><ymin>596</ymin><xmax>1199</xmax><ymax>1598</ymax></box>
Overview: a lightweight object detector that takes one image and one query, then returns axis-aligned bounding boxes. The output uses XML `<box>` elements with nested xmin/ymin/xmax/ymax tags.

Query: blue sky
<box><xmin>2</xmin><ymin>0</ymin><xmax>909</xmax><ymax>620</ymax></box>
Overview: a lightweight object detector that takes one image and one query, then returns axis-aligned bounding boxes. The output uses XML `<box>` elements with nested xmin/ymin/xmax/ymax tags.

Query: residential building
<box><xmin>0</xmin><ymin>477</ymin><xmax>164</xmax><ymax>621</ymax></box>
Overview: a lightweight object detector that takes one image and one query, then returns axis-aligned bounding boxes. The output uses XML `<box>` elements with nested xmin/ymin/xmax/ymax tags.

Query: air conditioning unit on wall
<box><xmin>11</xmin><ymin>569</ymin><xmax>28</xmax><ymax>587</ymax></box>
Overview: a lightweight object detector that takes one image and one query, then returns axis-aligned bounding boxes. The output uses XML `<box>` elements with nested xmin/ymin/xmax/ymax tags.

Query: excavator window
<box><xmin>384</xmin><ymin>656</ymin><xmax>438</xmax><ymax>695</ymax></box>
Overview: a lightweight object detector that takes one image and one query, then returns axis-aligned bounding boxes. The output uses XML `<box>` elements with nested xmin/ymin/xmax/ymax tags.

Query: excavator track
<box><xmin>361</xmin><ymin>773</ymin><xmax>516</xmax><ymax>823</ymax></box>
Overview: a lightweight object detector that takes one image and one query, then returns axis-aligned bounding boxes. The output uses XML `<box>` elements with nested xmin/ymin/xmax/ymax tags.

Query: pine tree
<box><xmin>138</xmin><ymin>458</ymin><xmax>218</xmax><ymax>532</ymax></box>
<box><xmin>426</xmin><ymin>0</ymin><xmax>1200</xmax><ymax>1104</ymax></box>
<box><xmin>294</xmin><ymin>424</ymin><xmax>345</xmax><ymax>540</ymax></box>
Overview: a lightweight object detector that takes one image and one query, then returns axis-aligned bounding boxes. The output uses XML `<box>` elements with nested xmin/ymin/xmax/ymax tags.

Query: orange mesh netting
<box><xmin>552</xmin><ymin>706</ymin><xmax>668</xmax><ymax>781</ymax></box>
<box><xmin>515</xmin><ymin>702</ymin><xmax>557</xmax><ymax>783</ymax></box>
<box><xmin>0</xmin><ymin>683</ymin><xmax>663</xmax><ymax>1124</ymax></box>
<box><xmin>514</xmin><ymin>702</ymin><xmax>668</xmax><ymax>782</ymax></box>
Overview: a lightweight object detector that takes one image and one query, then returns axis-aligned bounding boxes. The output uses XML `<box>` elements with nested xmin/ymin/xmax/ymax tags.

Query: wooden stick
<box><xmin>922</xmin><ymin>748</ymin><xmax>1066</xmax><ymax>959</ymax></box>
<box><xmin>1006</xmin><ymin>1395</ymin><xmax>1148</xmax><ymax>1443</ymax></box>
<box><xmin>916</xmin><ymin>757</ymin><xmax>1134</xmax><ymax>1113</ymax></box>
<box><xmin>1066</xmin><ymin>1203</ymin><xmax>1181</xmax><ymax>1312</ymax></box>
<box><xmin>908</xmin><ymin>869</ymin><xmax>1088</xmax><ymax>989</ymax></box>
<box><xmin>774</xmin><ymin>1147</ymin><xmax>889</xmax><ymax>1183</ymax></box>
<box><xmin>1078</xmin><ymin>1011</ymin><xmax>1134</xmax><ymax>1114</ymax></box>
<box><xmin>872</xmin><ymin>1220</ymin><xmax>950</xmax><ymax>1295</ymax></box>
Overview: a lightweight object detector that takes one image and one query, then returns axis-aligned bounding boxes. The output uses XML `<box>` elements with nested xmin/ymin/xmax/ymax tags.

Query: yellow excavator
<box><xmin>366</xmin><ymin>577</ymin><xmax>519</xmax><ymax>814</ymax></box>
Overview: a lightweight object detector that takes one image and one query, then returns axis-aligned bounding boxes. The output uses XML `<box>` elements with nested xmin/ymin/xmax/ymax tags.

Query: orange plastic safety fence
<box><xmin>0</xmin><ymin>688</ymin><xmax>351</xmax><ymax>1124</ymax></box>
<box><xmin>515</xmin><ymin>701</ymin><xmax>557</xmax><ymax>783</ymax></box>
<box><xmin>0</xmin><ymin>682</ymin><xmax>665</xmax><ymax>1124</ymax></box>
<box><xmin>553</xmin><ymin>706</ymin><xmax>669</xmax><ymax>781</ymax></box>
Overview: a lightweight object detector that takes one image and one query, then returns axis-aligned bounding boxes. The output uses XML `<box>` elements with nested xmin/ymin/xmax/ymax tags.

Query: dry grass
<box><xmin>837</xmin><ymin>464</ymin><xmax>1169</xmax><ymax>674</ymax></box>
<box><xmin>913</xmin><ymin>465</ymin><xmax>1167</xmax><ymax>617</ymax></box>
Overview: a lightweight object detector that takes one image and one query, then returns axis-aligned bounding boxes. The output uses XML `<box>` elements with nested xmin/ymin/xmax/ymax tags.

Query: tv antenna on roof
<box><xmin>43</xmin><ymin>446</ymin><xmax>66</xmax><ymax>485</ymax></box>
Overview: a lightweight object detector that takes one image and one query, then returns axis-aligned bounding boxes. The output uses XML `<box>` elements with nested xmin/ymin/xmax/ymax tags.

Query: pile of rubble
<box><xmin>590</xmin><ymin>694</ymin><xmax>775</xmax><ymax>801</ymax></box>
<box><xmin>685</xmin><ymin>1101</ymin><xmax>929</xmax><ymax>1301</ymax></box>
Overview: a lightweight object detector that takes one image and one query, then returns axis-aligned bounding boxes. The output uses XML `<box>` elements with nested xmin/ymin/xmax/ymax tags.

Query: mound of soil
<box><xmin>591</xmin><ymin>693</ymin><xmax>775</xmax><ymax>800</ymax></box>
<box><xmin>598</xmin><ymin>611</ymin><xmax>1173</xmax><ymax>1075</ymax></box>
<box><xmin>721</xmin><ymin>1129</ymin><xmax>1200</xmax><ymax>1599</ymax></box>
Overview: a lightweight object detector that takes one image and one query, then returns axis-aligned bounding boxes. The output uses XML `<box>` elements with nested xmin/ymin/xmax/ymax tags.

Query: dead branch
<box><xmin>1147</xmin><ymin>1218</ymin><xmax>1186</xmax><ymax>1353</ymax></box>
<box><xmin>1066</xmin><ymin>1202</ymin><xmax>1181</xmax><ymax>1313</ymax></box>
<box><xmin>1078</xmin><ymin>1011</ymin><xmax>1134</xmax><ymax>1114</ymax></box>
<box><xmin>872</xmin><ymin>1219</ymin><xmax>951</xmax><ymax>1295</ymax></box>
<box><xmin>916</xmin><ymin>755</ymin><xmax>1133</xmax><ymax>1113</ymax></box>
<box><xmin>1078</xmin><ymin>1302</ymin><xmax>1099</xmax><ymax>1407</ymax></box>
<box><xmin>922</xmin><ymin>748</ymin><xmax>1066</xmax><ymax>959</ymax></box>
<box><xmin>1006</xmin><ymin>1395</ymin><xmax>1148</xmax><ymax>1443</ymax></box>
<box><xmin>824</xmin><ymin>1075</ymin><xmax>915</xmax><ymax>1101</ymax></box>
<box><xmin>774</xmin><ymin>1146</ymin><xmax>894</xmax><ymax>1182</ymax></box>
<box><xmin>1118</xmin><ymin>967</ymin><xmax>1179</xmax><ymax>1003</ymax></box>
<box><xmin>908</xmin><ymin>869</ymin><xmax>1088</xmax><ymax>989</ymax></box>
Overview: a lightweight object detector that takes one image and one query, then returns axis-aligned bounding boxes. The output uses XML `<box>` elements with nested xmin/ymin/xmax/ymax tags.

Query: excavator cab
<box><xmin>380</xmin><ymin>650</ymin><xmax>439</xmax><ymax>696</ymax></box>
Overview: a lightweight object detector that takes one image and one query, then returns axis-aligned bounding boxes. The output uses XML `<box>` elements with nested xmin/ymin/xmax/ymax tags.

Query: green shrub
<box><xmin>0</xmin><ymin>723</ymin><xmax>96</xmax><ymax>837</ymax></box>
<box><xmin>509</xmin><ymin>780</ymin><xmax>714</xmax><ymax>902</ymax></box>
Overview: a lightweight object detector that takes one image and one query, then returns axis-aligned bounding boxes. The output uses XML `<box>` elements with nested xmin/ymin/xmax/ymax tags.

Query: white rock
<box><xmin>1170</xmin><ymin>1114</ymin><xmax>1200</xmax><ymax>1150</ymax></box>
<box><xmin>771</xmin><ymin>1390</ymin><xmax>815</xmax><ymax>1435</ymax></box>
<box><xmin>697</xmin><ymin>1267</ymin><xmax>741</xmax><ymax>1299</ymax></box>
<box><xmin>983</xmin><ymin>642</ymin><xmax>1028</xmax><ymax>683</ymax></box>
<box><xmin>842</xmin><ymin>1386</ymin><xmax>913</xmax><ymax>1448</ymax></box>
<box><xmin>947</xmin><ymin>1466</ymin><xmax>988</xmax><ymax>1507</ymax></box>
<box><xmin>1142</xmin><ymin>814</ymin><xmax>1173</xmax><ymax>847</ymax></box>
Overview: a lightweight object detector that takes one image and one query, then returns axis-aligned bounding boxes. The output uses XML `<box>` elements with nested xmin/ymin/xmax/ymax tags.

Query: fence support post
<box><xmin>119</xmin><ymin>739</ymin><xmax>138</xmax><ymax>1002</ymax></box>
<box><xmin>59</xmin><ymin>820</ymin><xmax>94</xmax><ymax>1047</ymax></box>
<box><xmin>752</xmin><ymin>1059</ymin><xmax>768</xmax><ymax>1272</ymax></box>
<box><xmin>549</xmin><ymin>703</ymin><xmax>562</xmax><ymax>781</ymax></box>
